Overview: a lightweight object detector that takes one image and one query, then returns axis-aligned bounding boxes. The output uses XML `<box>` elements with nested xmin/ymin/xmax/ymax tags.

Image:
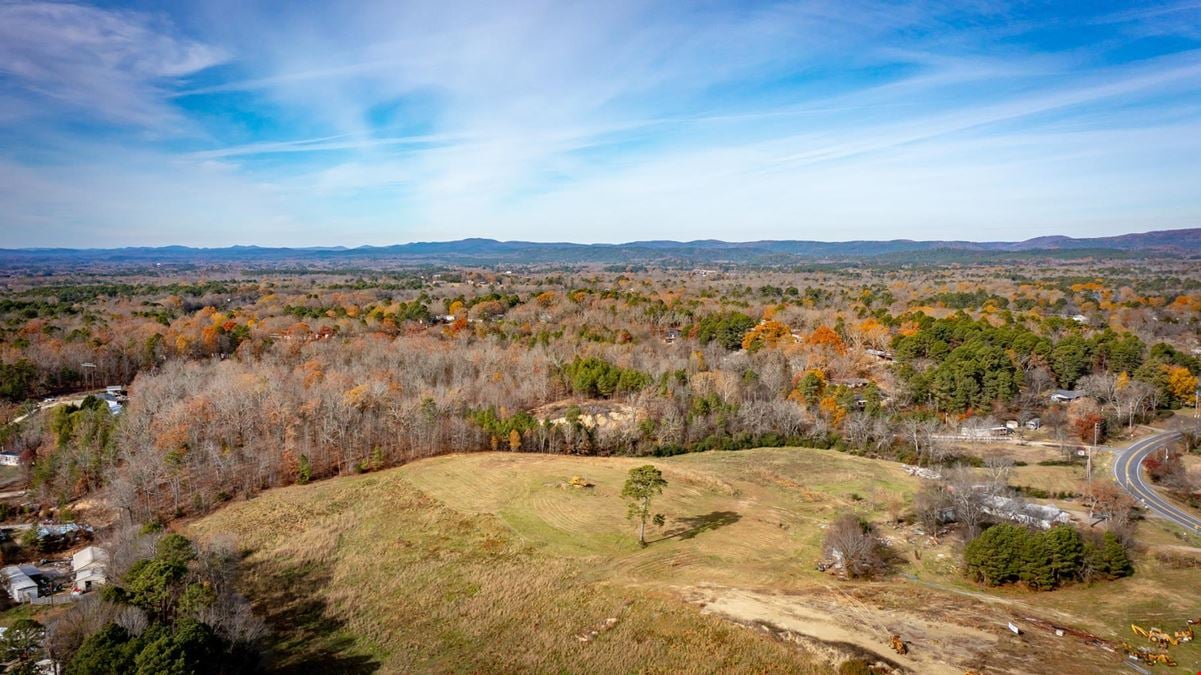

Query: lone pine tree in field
<box><xmin>622</xmin><ymin>465</ymin><xmax>667</xmax><ymax>546</ymax></box>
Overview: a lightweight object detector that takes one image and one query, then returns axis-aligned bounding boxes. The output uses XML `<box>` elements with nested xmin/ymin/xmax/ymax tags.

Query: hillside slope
<box><xmin>188</xmin><ymin>456</ymin><xmax>825</xmax><ymax>674</ymax></box>
<box><xmin>190</xmin><ymin>448</ymin><xmax>1197</xmax><ymax>673</ymax></box>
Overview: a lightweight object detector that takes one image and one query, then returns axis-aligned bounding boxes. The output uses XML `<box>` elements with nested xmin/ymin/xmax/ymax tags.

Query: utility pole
<box><xmin>1088</xmin><ymin>421</ymin><xmax>1099</xmax><ymax>490</ymax></box>
<box><xmin>80</xmin><ymin>362</ymin><xmax>96</xmax><ymax>391</ymax></box>
<box><xmin>1193</xmin><ymin>386</ymin><xmax>1199</xmax><ymax>440</ymax></box>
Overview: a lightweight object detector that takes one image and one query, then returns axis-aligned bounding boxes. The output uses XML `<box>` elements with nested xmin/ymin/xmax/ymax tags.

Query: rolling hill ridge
<box><xmin>3</xmin><ymin>227</ymin><xmax>1199</xmax><ymax>267</ymax></box>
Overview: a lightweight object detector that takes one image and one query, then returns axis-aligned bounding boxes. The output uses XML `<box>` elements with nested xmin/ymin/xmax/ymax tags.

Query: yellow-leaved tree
<box><xmin>1163</xmin><ymin>365</ymin><xmax>1198</xmax><ymax>405</ymax></box>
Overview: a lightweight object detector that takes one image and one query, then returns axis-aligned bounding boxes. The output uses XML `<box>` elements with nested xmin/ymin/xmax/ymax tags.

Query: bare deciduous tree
<box><xmin>822</xmin><ymin>513</ymin><xmax>885</xmax><ymax>578</ymax></box>
<box><xmin>1043</xmin><ymin>406</ymin><xmax>1071</xmax><ymax>461</ymax></box>
<box><xmin>900</xmin><ymin>417</ymin><xmax>941</xmax><ymax>466</ymax></box>
<box><xmin>945</xmin><ymin>466</ymin><xmax>989</xmax><ymax>539</ymax></box>
<box><xmin>982</xmin><ymin>453</ymin><xmax>1014</xmax><ymax>493</ymax></box>
<box><xmin>1085</xmin><ymin>482</ymin><xmax>1137</xmax><ymax>546</ymax></box>
<box><xmin>1115</xmin><ymin>379</ymin><xmax>1156</xmax><ymax>430</ymax></box>
<box><xmin>913</xmin><ymin>484</ymin><xmax>951</xmax><ymax>538</ymax></box>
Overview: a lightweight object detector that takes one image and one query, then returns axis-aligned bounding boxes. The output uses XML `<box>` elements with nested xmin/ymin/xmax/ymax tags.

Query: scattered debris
<box><xmin>1019</xmin><ymin>616</ymin><xmax>1115</xmax><ymax>652</ymax></box>
<box><xmin>816</xmin><ymin>548</ymin><xmax>845</xmax><ymax>575</ymax></box>
<box><xmin>1122</xmin><ymin>644</ymin><xmax>1176</xmax><ymax>667</ymax></box>
<box><xmin>549</xmin><ymin>476</ymin><xmax>596</xmax><ymax>490</ymax></box>
<box><xmin>982</xmin><ymin>495</ymin><xmax>1072</xmax><ymax>530</ymax></box>
<box><xmin>900</xmin><ymin>464</ymin><xmax>941</xmax><ymax>480</ymax></box>
<box><xmin>574</xmin><ymin>605</ymin><xmax>628</xmax><ymax>643</ymax></box>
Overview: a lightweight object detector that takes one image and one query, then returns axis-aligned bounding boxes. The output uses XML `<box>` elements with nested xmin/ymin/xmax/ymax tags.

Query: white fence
<box><xmin>29</xmin><ymin>594</ymin><xmax>76</xmax><ymax>606</ymax></box>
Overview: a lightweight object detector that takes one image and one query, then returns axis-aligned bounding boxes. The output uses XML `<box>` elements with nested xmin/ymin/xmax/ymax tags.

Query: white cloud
<box><xmin>2</xmin><ymin>1</ymin><xmax>1201</xmax><ymax>246</ymax></box>
<box><xmin>0</xmin><ymin>1</ymin><xmax>226</xmax><ymax>128</ymax></box>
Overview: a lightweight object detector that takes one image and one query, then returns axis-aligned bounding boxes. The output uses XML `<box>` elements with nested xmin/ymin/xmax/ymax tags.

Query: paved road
<box><xmin>1112</xmin><ymin>430</ymin><xmax>1201</xmax><ymax>534</ymax></box>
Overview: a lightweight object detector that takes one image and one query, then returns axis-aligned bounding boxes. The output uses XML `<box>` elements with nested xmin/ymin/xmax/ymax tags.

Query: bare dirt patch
<box><xmin>683</xmin><ymin>584</ymin><xmax>990</xmax><ymax>674</ymax></box>
<box><xmin>683</xmin><ymin>582</ymin><xmax>1136</xmax><ymax>675</ymax></box>
<box><xmin>530</xmin><ymin>399</ymin><xmax>641</xmax><ymax>430</ymax></box>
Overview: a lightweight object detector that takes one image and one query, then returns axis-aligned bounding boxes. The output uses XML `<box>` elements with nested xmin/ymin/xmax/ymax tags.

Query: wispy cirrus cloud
<box><xmin>2</xmin><ymin>0</ymin><xmax>1201</xmax><ymax>246</ymax></box>
<box><xmin>0</xmin><ymin>1</ymin><xmax>226</xmax><ymax>128</ymax></box>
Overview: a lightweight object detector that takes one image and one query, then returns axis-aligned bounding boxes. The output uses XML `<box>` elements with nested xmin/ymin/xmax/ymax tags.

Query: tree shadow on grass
<box><xmin>240</xmin><ymin>555</ymin><xmax>381</xmax><ymax>674</ymax></box>
<box><xmin>655</xmin><ymin>510</ymin><xmax>741</xmax><ymax>542</ymax></box>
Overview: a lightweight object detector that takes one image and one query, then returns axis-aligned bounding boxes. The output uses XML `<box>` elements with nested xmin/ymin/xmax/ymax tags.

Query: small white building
<box><xmin>0</xmin><ymin>452</ymin><xmax>20</xmax><ymax>466</ymax></box>
<box><xmin>1</xmin><ymin>564</ymin><xmax>40</xmax><ymax>603</ymax></box>
<box><xmin>958</xmin><ymin>425</ymin><xmax>1011</xmax><ymax>440</ymax></box>
<box><xmin>1050</xmin><ymin>389</ymin><xmax>1084</xmax><ymax>403</ymax></box>
<box><xmin>72</xmin><ymin>546</ymin><xmax>109</xmax><ymax>591</ymax></box>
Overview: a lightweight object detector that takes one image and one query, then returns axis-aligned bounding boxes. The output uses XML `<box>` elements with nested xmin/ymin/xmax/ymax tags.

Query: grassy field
<box><xmin>191</xmin><ymin>446</ymin><xmax>1201</xmax><ymax>673</ymax></box>
<box><xmin>190</xmin><ymin>454</ymin><xmax>829</xmax><ymax>674</ymax></box>
<box><xmin>403</xmin><ymin>448</ymin><xmax>914</xmax><ymax>590</ymax></box>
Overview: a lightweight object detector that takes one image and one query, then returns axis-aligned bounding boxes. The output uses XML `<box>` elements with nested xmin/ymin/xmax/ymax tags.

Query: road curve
<box><xmin>1112</xmin><ymin>430</ymin><xmax>1201</xmax><ymax>534</ymax></box>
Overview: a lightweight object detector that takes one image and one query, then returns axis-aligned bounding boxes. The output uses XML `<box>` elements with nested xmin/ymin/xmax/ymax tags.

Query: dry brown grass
<box><xmin>1005</xmin><ymin>464</ymin><xmax>1086</xmax><ymax>494</ymax></box>
<box><xmin>190</xmin><ymin>467</ymin><xmax>825</xmax><ymax>674</ymax></box>
<box><xmin>403</xmin><ymin>447</ymin><xmax>914</xmax><ymax>584</ymax></box>
<box><xmin>190</xmin><ymin>446</ymin><xmax>1201</xmax><ymax>673</ymax></box>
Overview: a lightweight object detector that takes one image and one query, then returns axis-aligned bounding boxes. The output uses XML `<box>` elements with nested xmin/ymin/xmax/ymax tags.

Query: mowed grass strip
<box><xmin>190</xmin><ymin>467</ymin><xmax>826</xmax><ymax>674</ymax></box>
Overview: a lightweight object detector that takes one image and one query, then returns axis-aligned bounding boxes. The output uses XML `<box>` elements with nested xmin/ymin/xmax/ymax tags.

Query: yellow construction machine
<box><xmin>1131</xmin><ymin>623</ymin><xmax>1178</xmax><ymax>647</ymax></box>
<box><xmin>1121</xmin><ymin>642</ymin><xmax>1177</xmax><ymax>667</ymax></box>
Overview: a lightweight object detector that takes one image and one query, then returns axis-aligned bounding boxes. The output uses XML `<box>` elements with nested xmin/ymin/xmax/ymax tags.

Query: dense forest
<box><xmin>0</xmin><ymin>261</ymin><xmax>1198</xmax><ymax>524</ymax></box>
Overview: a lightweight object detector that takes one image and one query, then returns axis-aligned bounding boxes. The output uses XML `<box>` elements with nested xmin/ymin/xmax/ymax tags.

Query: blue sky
<box><xmin>2</xmin><ymin>1</ymin><xmax>1201</xmax><ymax>247</ymax></box>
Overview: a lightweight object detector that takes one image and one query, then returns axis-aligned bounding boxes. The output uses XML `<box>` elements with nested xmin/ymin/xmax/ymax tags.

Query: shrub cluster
<box><xmin>67</xmin><ymin>534</ymin><xmax>262</xmax><ymax>674</ymax></box>
<box><xmin>964</xmin><ymin>524</ymin><xmax>1132</xmax><ymax>590</ymax></box>
<box><xmin>561</xmin><ymin>356</ymin><xmax>651</xmax><ymax>398</ymax></box>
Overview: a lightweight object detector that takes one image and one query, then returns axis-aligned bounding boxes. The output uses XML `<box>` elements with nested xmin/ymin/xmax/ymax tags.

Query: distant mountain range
<box><xmin>3</xmin><ymin>228</ymin><xmax>1199</xmax><ymax>268</ymax></box>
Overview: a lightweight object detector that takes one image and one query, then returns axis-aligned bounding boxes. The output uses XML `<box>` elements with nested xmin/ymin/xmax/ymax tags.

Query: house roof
<box><xmin>1051</xmin><ymin>389</ymin><xmax>1083</xmax><ymax>399</ymax></box>
<box><xmin>36</xmin><ymin>522</ymin><xmax>90</xmax><ymax>539</ymax></box>
<box><xmin>831</xmin><ymin>378</ymin><xmax>871</xmax><ymax>387</ymax></box>
<box><xmin>1</xmin><ymin>565</ymin><xmax>39</xmax><ymax>587</ymax></box>
<box><xmin>72</xmin><ymin>546</ymin><xmax>109</xmax><ymax>572</ymax></box>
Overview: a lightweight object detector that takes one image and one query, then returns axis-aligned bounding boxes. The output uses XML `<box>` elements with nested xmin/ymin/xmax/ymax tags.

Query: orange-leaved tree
<box><xmin>741</xmin><ymin>320</ymin><xmax>792</xmax><ymax>352</ymax></box>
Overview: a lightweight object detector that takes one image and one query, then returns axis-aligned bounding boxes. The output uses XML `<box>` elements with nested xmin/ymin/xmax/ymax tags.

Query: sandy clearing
<box><xmin>682</xmin><ymin>584</ymin><xmax>998</xmax><ymax>675</ymax></box>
